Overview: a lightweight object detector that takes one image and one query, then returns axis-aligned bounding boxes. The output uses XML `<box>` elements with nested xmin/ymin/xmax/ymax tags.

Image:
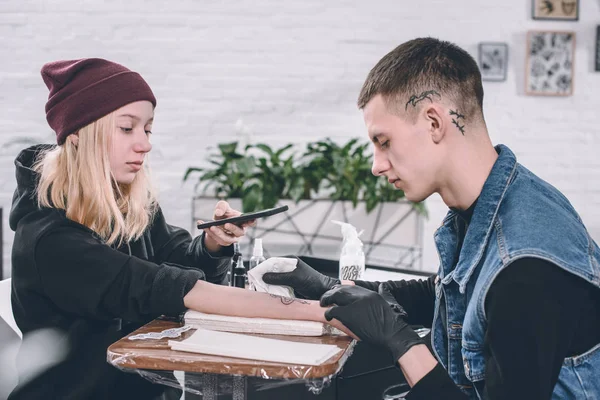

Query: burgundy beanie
<box><xmin>41</xmin><ymin>58</ymin><xmax>157</xmax><ymax>145</ymax></box>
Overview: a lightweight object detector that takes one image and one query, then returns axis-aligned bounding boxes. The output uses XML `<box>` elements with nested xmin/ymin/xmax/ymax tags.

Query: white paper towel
<box><xmin>247</xmin><ymin>257</ymin><xmax>297</xmax><ymax>297</ymax></box>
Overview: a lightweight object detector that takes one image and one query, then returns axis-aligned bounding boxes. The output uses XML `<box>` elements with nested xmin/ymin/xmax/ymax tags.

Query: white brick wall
<box><xmin>1</xmin><ymin>0</ymin><xmax>599</xmax><ymax>277</ymax></box>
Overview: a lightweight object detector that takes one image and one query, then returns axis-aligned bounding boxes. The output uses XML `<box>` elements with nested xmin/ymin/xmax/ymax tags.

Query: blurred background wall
<box><xmin>1</xmin><ymin>0</ymin><xmax>599</xmax><ymax>276</ymax></box>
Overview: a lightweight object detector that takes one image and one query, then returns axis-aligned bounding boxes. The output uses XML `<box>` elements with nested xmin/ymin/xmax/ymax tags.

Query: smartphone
<box><xmin>196</xmin><ymin>205</ymin><xmax>289</xmax><ymax>230</ymax></box>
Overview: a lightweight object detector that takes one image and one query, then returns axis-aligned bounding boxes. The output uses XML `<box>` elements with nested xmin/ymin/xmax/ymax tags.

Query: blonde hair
<box><xmin>35</xmin><ymin>111</ymin><xmax>157</xmax><ymax>246</ymax></box>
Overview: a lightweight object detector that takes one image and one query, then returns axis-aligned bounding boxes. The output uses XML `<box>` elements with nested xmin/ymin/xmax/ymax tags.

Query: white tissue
<box><xmin>247</xmin><ymin>257</ymin><xmax>297</xmax><ymax>298</ymax></box>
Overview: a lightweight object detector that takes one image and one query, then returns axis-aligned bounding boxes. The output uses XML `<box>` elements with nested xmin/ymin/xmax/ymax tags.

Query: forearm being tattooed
<box><xmin>269</xmin><ymin>293</ymin><xmax>311</xmax><ymax>305</ymax></box>
<box><xmin>183</xmin><ymin>280</ymin><xmax>325</xmax><ymax>322</ymax></box>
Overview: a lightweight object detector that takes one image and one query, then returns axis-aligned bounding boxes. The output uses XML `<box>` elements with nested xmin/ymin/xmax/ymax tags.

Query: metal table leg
<box><xmin>183</xmin><ymin>373</ymin><xmax>246</xmax><ymax>400</ymax></box>
<box><xmin>201</xmin><ymin>374</ymin><xmax>218</xmax><ymax>400</ymax></box>
<box><xmin>232</xmin><ymin>375</ymin><xmax>247</xmax><ymax>400</ymax></box>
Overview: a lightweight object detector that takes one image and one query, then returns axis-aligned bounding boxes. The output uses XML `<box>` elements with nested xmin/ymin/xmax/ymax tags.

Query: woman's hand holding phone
<box><xmin>198</xmin><ymin>200</ymin><xmax>256</xmax><ymax>252</ymax></box>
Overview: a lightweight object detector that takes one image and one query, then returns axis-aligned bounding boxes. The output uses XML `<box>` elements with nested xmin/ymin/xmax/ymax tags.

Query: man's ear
<box><xmin>69</xmin><ymin>132</ymin><xmax>79</xmax><ymax>147</ymax></box>
<box><xmin>423</xmin><ymin>105</ymin><xmax>446</xmax><ymax>144</ymax></box>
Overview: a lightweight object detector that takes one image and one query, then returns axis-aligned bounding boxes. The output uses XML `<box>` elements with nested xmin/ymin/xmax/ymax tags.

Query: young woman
<box><xmin>8</xmin><ymin>58</ymin><xmax>334</xmax><ymax>400</ymax></box>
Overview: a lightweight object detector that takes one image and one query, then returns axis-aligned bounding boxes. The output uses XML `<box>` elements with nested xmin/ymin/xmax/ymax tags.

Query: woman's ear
<box><xmin>69</xmin><ymin>133</ymin><xmax>79</xmax><ymax>147</ymax></box>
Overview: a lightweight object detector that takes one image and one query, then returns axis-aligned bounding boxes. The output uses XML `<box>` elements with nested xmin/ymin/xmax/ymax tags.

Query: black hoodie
<box><xmin>8</xmin><ymin>145</ymin><xmax>233</xmax><ymax>400</ymax></box>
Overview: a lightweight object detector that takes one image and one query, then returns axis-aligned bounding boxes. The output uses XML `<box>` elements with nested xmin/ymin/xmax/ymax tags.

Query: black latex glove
<box><xmin>378</xmin><ymin>280</ymin><xmax>408</xmax><ymax>319</ymax></box>
<box><xmin>320</xmin><ymin>282</ymin><xmax>423</xmax><ymax>362</ymax></box>
<box><xmin>262</xmin><ymin>256</ymin><xmax>341</xmax><ymax>300</ymax></box>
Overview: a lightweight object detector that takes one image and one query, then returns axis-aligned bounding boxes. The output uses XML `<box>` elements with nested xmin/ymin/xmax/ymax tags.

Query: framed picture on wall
<box><xmin>478</xmin><ymin>43</ymin><xmax>508</xmax><ymax>82</ymax></box>
<box><xmin>525</xmin><ymin>31</ymin><xmax>575</xmax><ymax>96</ymax></box>
<box><xmin>532</xmin><ymin>0</ymin><xmax>579</xmax><ymax>21</ymax></box>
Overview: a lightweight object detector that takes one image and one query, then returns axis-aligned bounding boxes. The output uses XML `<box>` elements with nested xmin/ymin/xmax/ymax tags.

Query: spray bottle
<box><xmin>332</xmin><ymin>220</ymin><xmax>365</xmax><ymax>281</ymax></box>
<box><xmin>249</xmin><ymin>238</ymin><xmax>266</xmax><ymax>270</ymax></box>
<box><xmin>247</xmin><ymin>238</ymin><xmax>266</xmax><ymax>289</ymax></box>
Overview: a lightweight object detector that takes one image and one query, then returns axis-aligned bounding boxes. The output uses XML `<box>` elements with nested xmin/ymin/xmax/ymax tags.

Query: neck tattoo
<box><xmin>449</xmin><ymin>109</ymin><xmax>466</xmax><ymax>135</ymax></box>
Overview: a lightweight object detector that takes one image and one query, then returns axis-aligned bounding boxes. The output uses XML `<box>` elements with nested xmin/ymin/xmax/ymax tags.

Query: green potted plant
<box><xmin>184</xmin><ymin>138</ymin><xmax>425</xmax><ymax>215</ymax></box>
<box><xmin>183</xmin><ymin>141</ymin><xmax>302</xmax><ymax>212</ymax></box>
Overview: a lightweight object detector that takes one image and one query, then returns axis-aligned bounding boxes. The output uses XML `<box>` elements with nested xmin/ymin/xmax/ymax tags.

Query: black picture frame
<box><xmin>478</xmin><ymin>42</ymin><xmax>509</xmax><ymax>82</ymax></box>
<box><xmin>532</xmin><ymin>0</ymin><xmax>579</xmax><ymax>21</ymax></box>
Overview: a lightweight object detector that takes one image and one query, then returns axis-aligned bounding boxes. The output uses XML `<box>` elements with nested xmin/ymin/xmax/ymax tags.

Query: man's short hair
<box><xmin>357</xmin><ymin>37</ymin><xmax>484</xmax><ymax>123</ymax></box>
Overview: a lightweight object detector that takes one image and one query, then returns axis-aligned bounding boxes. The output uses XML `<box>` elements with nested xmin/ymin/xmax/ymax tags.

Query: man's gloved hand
<box><xmin>320</xmin><ymin>282</ymin><xmax>423</xmax><ymax>362</ymax></box>
<box><xmin>262</xmin><ymin>256</ymin><xmax>340</xmax><ymax>300</ymax></box>
<box><xmin>378</xmin><ymin>280</ymin><xmax>408</xmax><ymax>319</ymax></box>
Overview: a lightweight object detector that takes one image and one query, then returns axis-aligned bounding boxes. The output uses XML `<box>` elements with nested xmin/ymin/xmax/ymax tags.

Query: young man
<box><xmin>263</xmin><ymin>38</ymin><xmax>600</xmax><ymax>399</ymax></box>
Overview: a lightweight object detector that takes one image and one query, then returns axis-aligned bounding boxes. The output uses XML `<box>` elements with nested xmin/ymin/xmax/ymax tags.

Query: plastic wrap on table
<box><xmin>113</xmin><ymin>368</ymin><xmax>340</xmax><ymax>396</ymax></box>
<box><xmin>107</xmin><ymin>318</ymin><xmax>356</xmax><ymax>395</ymax></box>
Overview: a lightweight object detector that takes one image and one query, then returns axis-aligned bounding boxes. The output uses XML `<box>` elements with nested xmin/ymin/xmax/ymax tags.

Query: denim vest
<box><xmin>431</xmin><ymin>145</ymin><xmax>600</xmax><ymax>399</ymax></box>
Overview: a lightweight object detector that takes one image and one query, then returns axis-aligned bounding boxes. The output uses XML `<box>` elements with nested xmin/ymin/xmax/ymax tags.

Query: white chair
<box><xmin>0</xmin><ymin>278</ymin><xmax>21</xmax><ymax>398</ymax></box>
<box><xmin>0</xmin><ymin>279</ymin><xmax>21</xmax><ymax>339</ymax></box>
